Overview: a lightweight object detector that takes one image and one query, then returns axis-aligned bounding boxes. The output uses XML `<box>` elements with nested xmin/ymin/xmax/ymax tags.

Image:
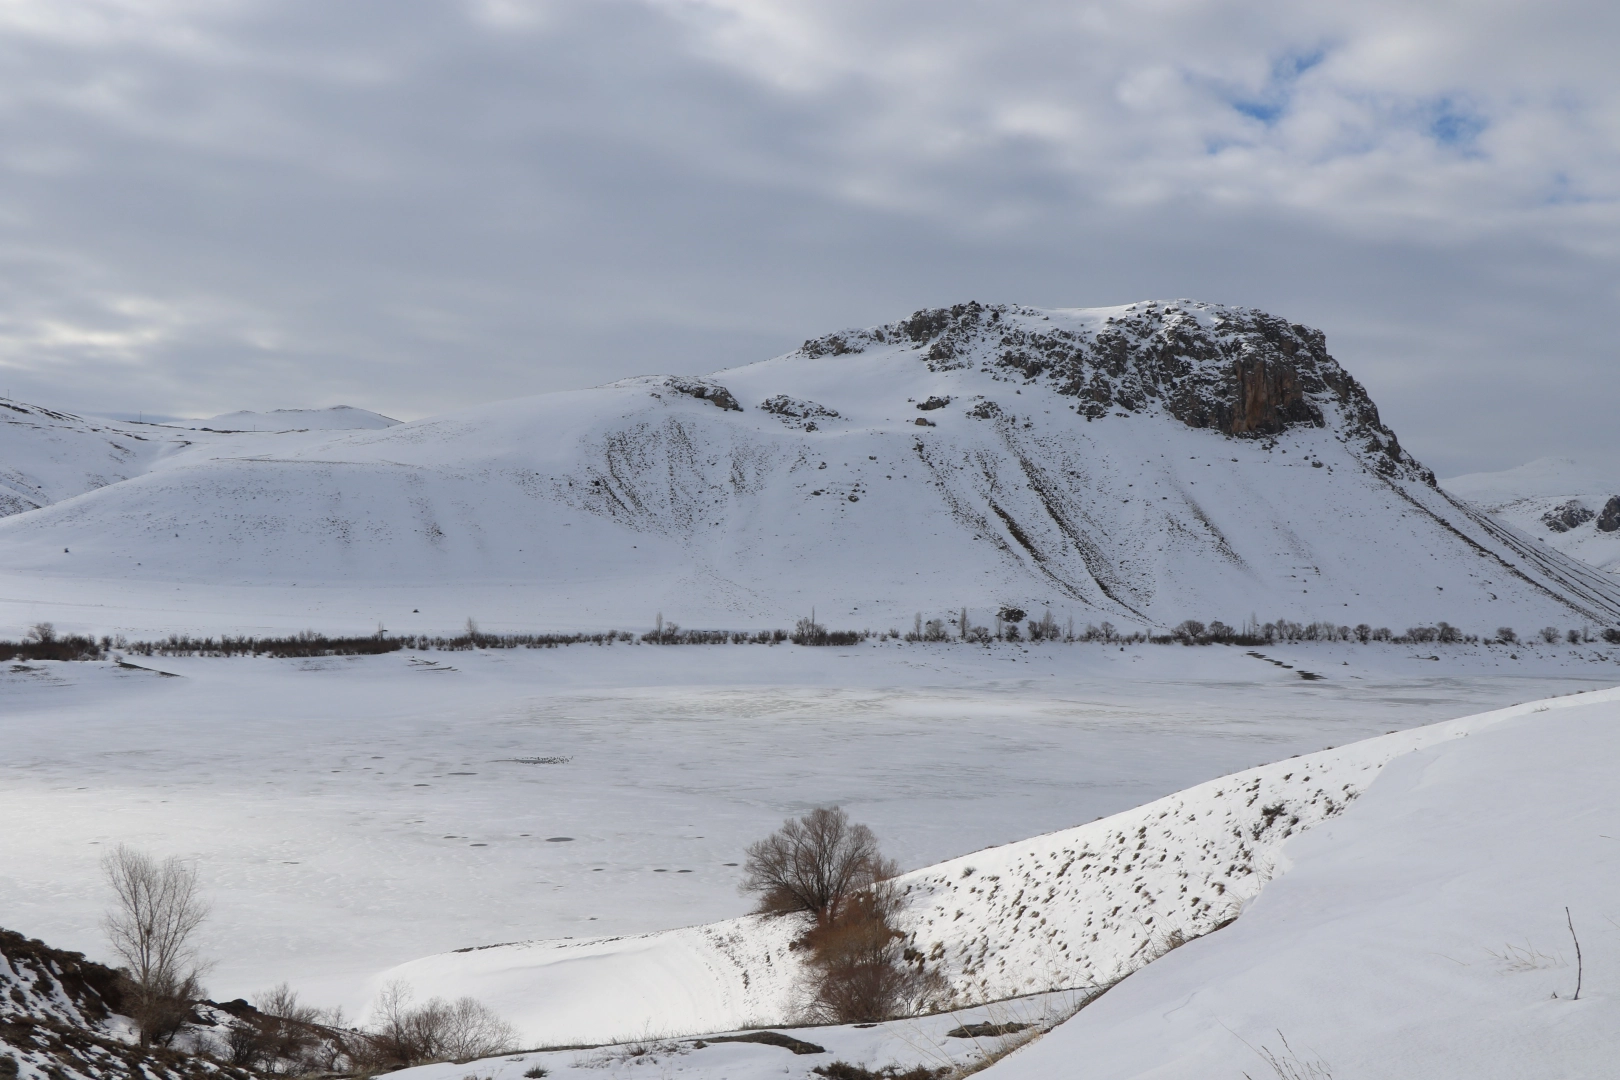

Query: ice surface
<box><xmin>2</xmin><ymin>643</ymin><xmax>1614</xmax><ymax>1022</ymax></box>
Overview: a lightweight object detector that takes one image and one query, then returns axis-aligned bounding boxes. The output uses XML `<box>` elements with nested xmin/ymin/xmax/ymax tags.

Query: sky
<box><xmin>0</xmin><ymin>0</ymin><xmax>1614</xmax><ymax>476</ymax></box>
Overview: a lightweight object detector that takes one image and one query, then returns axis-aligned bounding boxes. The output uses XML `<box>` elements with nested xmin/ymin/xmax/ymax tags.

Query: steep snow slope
<box><xmin>988</xmin><ymin>691</ymin><xmax>1620</xmax><ymax>1080</ymax></box>
<box><xmin>373</xmin><ymin>688</ymin><xmax>1614</xmax><ymax>1047</ymax></box>
<box><xmin>0</xmin><ymin>927</ymin><xmax>244</xmax><ymax>1080</ymax></box>
<box><xmin>1444</xmin><ymin>456</ymin><xmax>1620</xmax><ymax>573</ymax></box>
<box><xmin>0</xmin><ymin>398</ymin><xmax>193</xmax><ymax>516</ymax></box>
<box><xmin>164</xmin><ymin>406</ymin><xmax>400</xmax><ymax>431</ymax></box>
<box><xmin>2</xmin><ymin>301</ymin><xmax>1617</xmax><ymax>631</ymax></box>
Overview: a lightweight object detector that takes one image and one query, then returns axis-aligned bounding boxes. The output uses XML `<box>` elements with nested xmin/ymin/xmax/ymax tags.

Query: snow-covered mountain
<box><xmin>1443</xmin><ymin>456</ymin><xmax>1620</xmax><ymax>574</ymax></box>
<box><xmin>163</xmin><ymin>406</ymin><xmax>400</xmax><ymax>432</ymax></box>
<box><xmin>2</xmin><ymin>300</ymin><xmax>1617</xmax><ymax>632</ymax></box>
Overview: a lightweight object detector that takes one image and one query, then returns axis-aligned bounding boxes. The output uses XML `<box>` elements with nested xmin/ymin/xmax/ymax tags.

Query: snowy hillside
<box><xmin>2</xmin><ymin>300</ymin><xmax>1618</xmax><ymax>633</ymax></box>
<box><xmin>164</xmin><ymin>406</ymin><xmax>400</xmax><ymax>432</ymax></box>
<box><xmin>0</xmin><ymin>398</ymin><xmax>191</xmax><ymax>516</ymax></box>
<box><xmin>989</xmin><ymin>689</ymin><xmax>1620</xmax><ymax>1079</ymax></box>
<box><xmin>1444</xmin><ymin>456</ymin><xmax>1620</xmax><ymax>574</ymax></box>
<box><xmin>373</xmin><ymin>688</ymin><xmax>1613</xmax><ymax>1047</ymax></box>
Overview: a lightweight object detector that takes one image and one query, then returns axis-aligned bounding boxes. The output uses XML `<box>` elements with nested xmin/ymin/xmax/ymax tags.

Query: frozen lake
<box><xmin>1</xmin><ymin>637</ymin><xmax>1614</xmax><ymax>1014</ymax></box>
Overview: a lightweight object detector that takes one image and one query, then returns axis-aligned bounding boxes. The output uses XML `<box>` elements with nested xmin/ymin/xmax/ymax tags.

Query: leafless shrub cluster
<box><xmin>742</xmin><ymin>808</ymin><xmax>942</xmax><ymax>1024</ymax></box>
<box><xmin>798</xmin><ymin>884</ymin><xmax>945</xmax><ymax>1024</ymax></box>
<box><xmin>361</xmin><ymin>981</ymin><xmax>517</xmax><ymax>1068</ymax></box>
<box><xmin>223</xmin><ymin>985</ymin><xmax>352</xmax><ymax>1074</ymax></box>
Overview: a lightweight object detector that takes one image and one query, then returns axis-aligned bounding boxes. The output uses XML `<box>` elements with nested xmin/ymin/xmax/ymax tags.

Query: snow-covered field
<box><xmin>2</xmin><ymin>641</ymin><xmax>1614</xmax><ymax>1027</ymax></box>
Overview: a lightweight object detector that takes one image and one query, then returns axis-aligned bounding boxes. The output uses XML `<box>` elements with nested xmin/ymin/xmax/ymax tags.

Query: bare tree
<box><xmin>101</xmin><ymin>845</ymin><xmax>210</xmax><ymax>1046</ymax></box>
<box><xmin>741</xmin><ymin>807</ymin><xmax>893</xmax><ymax>923</ymax></box>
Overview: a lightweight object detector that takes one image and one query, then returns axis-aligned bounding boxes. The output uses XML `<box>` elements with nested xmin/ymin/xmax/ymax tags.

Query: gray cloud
<box><xmin>0</xmin><ymin>0</ymin><xmax>1614</xmax><ymax>474</ymax></box>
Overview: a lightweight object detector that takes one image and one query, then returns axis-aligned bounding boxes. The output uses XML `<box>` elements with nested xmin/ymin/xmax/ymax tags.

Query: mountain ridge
<box><xmin>0</xmin><ymin>300</ymin><xmax>1616</xmax><ymax>634</ymax></box>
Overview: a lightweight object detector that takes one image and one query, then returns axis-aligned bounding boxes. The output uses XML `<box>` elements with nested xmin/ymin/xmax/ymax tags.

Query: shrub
<box><xmin>1173</xmin><ymin>620</ymin><xmax>1205</xmax><ymax>644</ymax></box>
<box><xmin>813</xmin><ymin>1063</ymin><xmax>946</xmax><ymax>1080</ymax></box>
<box><xmin>365</xmin><ymin>982</ymin><xmax>516</xmax><ymax>1067</ymax></box>
<box><xmin>1539</xmin><ymin>627</ymin><xmax>1561</xmax><ymax>644</ymax></box>
<box><xmin>1604</xmin><ymin>628</ymin><xmax>1620</xmax><ymax>644</ymax></box>
<box><xmin>1026</xmin><ymin>610</ymin><xmax>1061</xmax><ymax>641</ymax></box>
<box><xmin>800</xmin><ymin>886</ymin><xmax>943</xmax><ymax>1023</ymax></box>
<box><xmin>1496</xmin><ymin>627</ymin><xmax>1518</xmax><ymax>644</ymax></box>
<box><xmin>742</xmin><ymin>807</ymin><xmax>890</xmax><ymax>921</ymax></box>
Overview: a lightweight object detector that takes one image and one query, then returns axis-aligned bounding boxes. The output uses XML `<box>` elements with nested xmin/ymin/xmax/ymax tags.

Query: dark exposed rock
<box><xmin>1542</xmin><ymin>500</ymin><xmax>1595</xmax><ymax>533</ymax></box>
<box><xmin>916</xmin><ymin>396</ymin><xmax>951</xmax><ymax>411</ymax></box>
<box><xmin>664</xmin><ymin>377</ymin><xmax>742</xmax><ymax>412</ymax></box>
<box><xmin>1598</xmin><ymin>496</ymin><xmax>1620</xmax><ymax>533</ymax></box>
<box><xmin>945</xmin><ymin>1021</ymin><xmax>1030</xmax><ymax>1038</ymax></box>
<box><xmin>696</xmin><ymin>1031</ymin><xmax>826</xmax><ymax>1055</ymax></box>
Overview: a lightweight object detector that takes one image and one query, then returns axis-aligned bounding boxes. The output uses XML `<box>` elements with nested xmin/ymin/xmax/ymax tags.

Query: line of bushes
<box><xmin>4</xmin><ymin>616</ymin><xmax>1616</xmax><ymax>665</ymax></box>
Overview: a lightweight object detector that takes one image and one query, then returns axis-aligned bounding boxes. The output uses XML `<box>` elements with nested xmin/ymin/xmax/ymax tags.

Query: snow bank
<box><xmin>989</xmin><ymin>687</ymin><xmax>1620</xmax><ymax>1079</ymax></box>
<box><xmin>374</xmin><ymin>687</ymin><xmax>1619</xmax><ymax>1047</ymax></box>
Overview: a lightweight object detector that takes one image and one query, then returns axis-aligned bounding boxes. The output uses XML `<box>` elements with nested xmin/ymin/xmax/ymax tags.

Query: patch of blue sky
<box><xmin>1428</xmin><ymin>98</ymin><xmax>1488</xmax><ymax>149</ymax></box>
<box><xmin>1227</xmin><ymin>47</ymin><xmax>1328</xmax><ymax>128</ymax></box>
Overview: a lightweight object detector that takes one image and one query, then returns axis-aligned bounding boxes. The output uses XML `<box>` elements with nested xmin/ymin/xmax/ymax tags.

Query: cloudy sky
<box><xmin>0</xmin><ymin>0</ymin><xmax>1614</xmax><ymax>475</ymax></box>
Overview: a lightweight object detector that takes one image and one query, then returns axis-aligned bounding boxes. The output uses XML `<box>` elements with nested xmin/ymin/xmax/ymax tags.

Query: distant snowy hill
<box><xmin>1443</xmin><ymin>456</ymin><xmax>1620</xmax><ymax>574</ymax></box>
<box><xmin>1</xmin><ymin>300</ymin><xmax>1618</xmax><ymax>632</ymax></box>
<box><xmin>164</xmin><ymin>406</ymin><xmax>400</xmax><ymax>432</ymax></box>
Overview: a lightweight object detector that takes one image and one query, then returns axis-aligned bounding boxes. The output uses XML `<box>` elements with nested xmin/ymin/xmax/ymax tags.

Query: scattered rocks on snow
<box><xmin>759</xmin><ymin>395</ymin><xmax>840</xmax><ymax>429</ymax></box>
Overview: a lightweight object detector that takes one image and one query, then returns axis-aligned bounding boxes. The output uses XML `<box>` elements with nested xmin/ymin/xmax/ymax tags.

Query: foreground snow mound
<box><xmin>989</xmin><ymin>687</ymin><xmax>1620</xmax><ymax>1080</ymax></box>
<box><xmin>1444</xmin><ymin>455</ymin><xmax>1620</xmax><ymax>574</ymax></box>
<box><xmin>374</xmin><ymin>688</ymin><xmax>1600</xmax><ymax>1047</ymax></box>
<box><xmin>387</xmin><ymin>991</ymin><xmax>1083</xmax><ymax>1080</ymax></box>
<box><xmin>3</xmin><ymin>301</ymin><xmax>1618</xmax><ymax>630</ymax></box>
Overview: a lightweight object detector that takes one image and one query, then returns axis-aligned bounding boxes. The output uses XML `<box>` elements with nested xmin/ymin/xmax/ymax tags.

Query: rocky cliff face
<box><xmin>799</xmin><ymin>299</ymin><xmax>1431</xmax><ymax>484</ymax></box>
